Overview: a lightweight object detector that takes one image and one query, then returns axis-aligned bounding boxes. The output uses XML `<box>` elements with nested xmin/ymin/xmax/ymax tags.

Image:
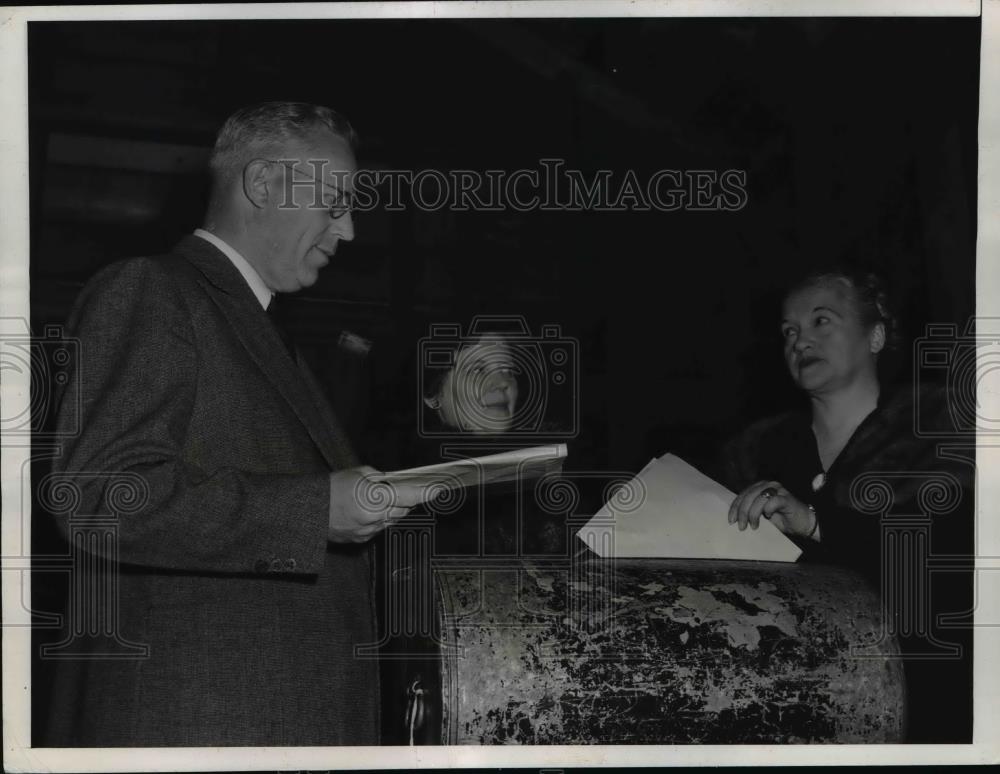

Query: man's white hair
<box><xmin>208</xmin><ymin>101</ymin><xmax>358</xmax><ymax>189</ymax></box>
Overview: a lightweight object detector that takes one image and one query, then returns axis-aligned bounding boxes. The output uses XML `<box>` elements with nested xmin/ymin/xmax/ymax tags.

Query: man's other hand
<box><xmin>328</xmin><ymin>466</ymin><xmax>420</xmax><ymax>543</ymax></box>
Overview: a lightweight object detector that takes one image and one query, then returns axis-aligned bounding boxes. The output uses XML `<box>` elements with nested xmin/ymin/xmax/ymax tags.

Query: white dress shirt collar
<box><xmin>193</xmin><ymin>228</ymin><xmax>273</xmax><ymax>310</ymax></box>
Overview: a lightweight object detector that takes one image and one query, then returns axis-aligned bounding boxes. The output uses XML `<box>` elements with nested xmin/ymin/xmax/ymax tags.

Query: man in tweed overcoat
<box><xmin>43</xmin><ymin>102</ymin><xmax>417</xmax><ymax>746</ymax></box>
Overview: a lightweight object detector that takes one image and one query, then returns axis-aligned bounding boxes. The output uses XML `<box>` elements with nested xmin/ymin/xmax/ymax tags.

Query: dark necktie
<box><xmin>266</xmin><ymin>295</ymin><xmax>298</xmax><ymax>363</ymax></box>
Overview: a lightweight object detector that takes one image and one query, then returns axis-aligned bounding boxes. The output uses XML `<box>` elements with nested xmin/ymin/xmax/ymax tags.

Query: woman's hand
<box><xmin>728</xmin><ymin>480</ymin><xmax>819</xmax><ymax>540</ymax></box>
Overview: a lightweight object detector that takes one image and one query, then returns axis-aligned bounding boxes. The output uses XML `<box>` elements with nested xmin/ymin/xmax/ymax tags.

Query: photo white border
<box><xmin>2</xmin><ymin>1</ymin><xmax>997</xmax><ymax>769</ymax></box>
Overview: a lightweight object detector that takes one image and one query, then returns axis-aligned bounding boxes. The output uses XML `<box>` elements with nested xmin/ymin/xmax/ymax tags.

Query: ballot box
<box><xmin>378</xmin><ymin>549</ymin><xmax>906</xmax><ymax>745</ymax></box>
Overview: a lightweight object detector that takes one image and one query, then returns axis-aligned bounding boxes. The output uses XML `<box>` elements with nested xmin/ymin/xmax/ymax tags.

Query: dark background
<box><xmin>28</xmin><ymin>17</ymin><xmax>979</xmax><ymax>474</ymax></box>
<box><xmin>27</xmin><ymin>14</ymin><xmax>980</xmax><ymax>747</ymax></box>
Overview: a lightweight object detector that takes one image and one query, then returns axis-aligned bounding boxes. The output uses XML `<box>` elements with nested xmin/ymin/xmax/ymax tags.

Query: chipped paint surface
<box><xmin>653</xmin><ymin>583</ymin><xmax>799</xmax><ymax>651</ymax></box>
<box><xmin>433</xmin><ymin>558</ymin><xmax>905</xmax><ymax>744</ymax></box>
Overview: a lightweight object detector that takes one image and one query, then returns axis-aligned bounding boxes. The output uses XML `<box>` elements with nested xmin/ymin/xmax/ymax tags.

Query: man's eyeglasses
<box><xmin>258</xmin><ymin>159</ymin><xmax>353</xmax><ymax>219</ymax></box>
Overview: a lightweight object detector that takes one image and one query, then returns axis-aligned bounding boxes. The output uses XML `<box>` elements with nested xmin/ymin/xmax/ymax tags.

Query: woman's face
<box><xmin>780</xmin><ymin>280</ymin><xmax>885</xmax><ymax>395</ymax></box>
<box><xmin>433</xmin><ymin>335</ymin><xmax>519</xmax><ymax>433</ymax></box>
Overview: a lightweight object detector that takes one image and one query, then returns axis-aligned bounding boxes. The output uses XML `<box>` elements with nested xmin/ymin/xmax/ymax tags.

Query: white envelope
<box><xmin>576</xmin><ymin>453</ymin><xmax>802</xmax><ymax>562</ymax></box>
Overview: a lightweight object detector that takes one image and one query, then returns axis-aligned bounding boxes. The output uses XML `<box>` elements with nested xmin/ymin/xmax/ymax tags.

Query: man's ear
<box><xmin>869</xmin><ymin>322</ymin><xmax>886</xmax><ymax>354</ymax></box>
<box><xmin>242</xmin><ymin>159</ymin><xmax>273</xmax><ymax>209</ymax></box>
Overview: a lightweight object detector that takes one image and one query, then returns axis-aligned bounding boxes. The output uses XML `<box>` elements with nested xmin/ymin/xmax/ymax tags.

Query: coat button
<box><xmin>284</xmin><ymin>558</ymin><xmax>297</xmax><ymax>571</ymax></box>
<box><xmin>270</xmin><ymin>558</ymin><xmax>282</xmax><ymax>572</ymax></box>
<box><xmin>254</xmin><ymin>559</ymin><xmax>268</xmax><ymax>573</ymax></box>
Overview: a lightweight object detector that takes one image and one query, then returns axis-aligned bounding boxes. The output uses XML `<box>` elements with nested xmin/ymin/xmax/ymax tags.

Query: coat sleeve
<box><xmin>50</xmin><ymin>257</ymin><xmax>331</xmax><ymax>576</ymax></box>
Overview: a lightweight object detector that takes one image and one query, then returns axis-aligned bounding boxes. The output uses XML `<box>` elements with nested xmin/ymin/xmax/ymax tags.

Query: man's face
<box><xmin>256</xmin><ymin>130</ymin><xmax>356</xmax><ymax>292</ymax></box>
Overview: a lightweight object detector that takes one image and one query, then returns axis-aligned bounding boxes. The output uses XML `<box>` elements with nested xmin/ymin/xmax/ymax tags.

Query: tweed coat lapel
<box><xmin>173</xmin><ymin>235</ymin><xmax>353</xmax><ymax>470</ymax></box>
<box><xmin>297</xmin><ymin>356</ymin><xmax>360</xmax><ymax>468</ymax></box>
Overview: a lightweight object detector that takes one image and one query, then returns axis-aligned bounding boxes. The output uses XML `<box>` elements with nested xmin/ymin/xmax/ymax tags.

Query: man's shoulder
<box><xmin>80</xmin><ymin>237</ymin><xmax>221</xmax><ymax>303</ymax></box>
<box><xmin>91</xmin><ymin>241</ymin><xmax>202</xmax><ymax>287</ymax></box>
<box><xmin>68</xmin><ymin>242</ymin><xmax>213</xmax><ymax>331</ymax></box>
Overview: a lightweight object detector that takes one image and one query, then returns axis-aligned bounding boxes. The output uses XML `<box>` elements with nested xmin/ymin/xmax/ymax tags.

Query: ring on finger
<box><xmin>761</xmin><ymin>487</ymin><xmax>778</xmax><ymax>499</ymax></box>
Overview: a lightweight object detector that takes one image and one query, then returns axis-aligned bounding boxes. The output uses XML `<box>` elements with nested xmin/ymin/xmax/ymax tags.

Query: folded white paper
<box><xmin>576</xmin><ymin>453</ymin><xmax>802</xmax><ymax>561</ymax></box>
<box><xmin>374</xmin><ymin>443</ymin><xmax>568</xmax><ymax>499</ymax></box>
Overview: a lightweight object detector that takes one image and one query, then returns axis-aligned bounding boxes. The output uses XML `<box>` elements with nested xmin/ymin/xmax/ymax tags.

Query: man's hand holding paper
<box><xmin>328</xmin><ymin>466</ymin><xmax>424</xmax><ymax>543</ymax></box>
<box><xmin>371</xmin><ymin>444</ymin><xmax>568</xmax><ymax>503</ymax></box>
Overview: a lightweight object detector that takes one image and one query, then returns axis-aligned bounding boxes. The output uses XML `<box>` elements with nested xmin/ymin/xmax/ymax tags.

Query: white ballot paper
<box><xmin>373</xmin><ymin>443</ymin><xmax>568</xmax><ymax>499</ymax></box>
<box><xmin>577</xmin><ymin>453</ymin><xmax>802</xmax><ymax>561</ymax></box>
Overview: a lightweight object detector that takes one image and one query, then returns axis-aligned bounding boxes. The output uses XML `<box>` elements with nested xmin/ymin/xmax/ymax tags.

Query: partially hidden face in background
<box><xmin>428</xmin><ymin>335</ymin><xmax>520</xmax><ymax>433</ymax></box>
